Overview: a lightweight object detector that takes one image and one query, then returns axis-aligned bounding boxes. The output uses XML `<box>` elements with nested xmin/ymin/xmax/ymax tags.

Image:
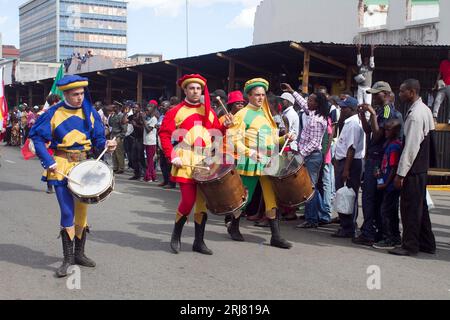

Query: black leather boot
<box><xmin>75</xmin><ymin>227</ymin><xmax>96</xmax><ymax>268</ymax></box>
<box><xmin>227</xmin><ymin>215</ymin><xmax>245</xmax><ymax>242</ymax></box>
<box><xmin>170</xmin><ymin>215</ymin><xmax>187</xmax><ymax>254</ymax></box>
<box><xmin>192</xmin><ymin>214</ymin><xmax>213</xmax><ymax>255</ymax></box>
<box><xmin>269</xmin><ymin>218</ymin><xmax>292</xmax><ymax>249</ymax></box>
<box><xmin>56</xmin><ymin>229</ymin><xmax>75</xmax><ymax>278</ymax></box>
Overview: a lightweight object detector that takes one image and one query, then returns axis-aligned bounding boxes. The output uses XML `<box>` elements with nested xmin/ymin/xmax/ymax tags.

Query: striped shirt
<box><xmin>292</xmin><ymin>92</ymin><xmax>327</xmax><ymax>158</ymax></box>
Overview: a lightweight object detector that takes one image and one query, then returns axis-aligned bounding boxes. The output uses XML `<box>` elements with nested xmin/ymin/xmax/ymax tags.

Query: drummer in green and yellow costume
<box><xmin>226</xmin><ymin>78</ymin><xmax>293</xmax><ymax>249</ymax></box>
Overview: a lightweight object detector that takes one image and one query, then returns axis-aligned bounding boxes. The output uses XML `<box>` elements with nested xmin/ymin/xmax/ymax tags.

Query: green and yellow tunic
<box><xmin>229</xmin><ymin>104</ymin><xmax>284</xmax><ymax>177</ymax></box>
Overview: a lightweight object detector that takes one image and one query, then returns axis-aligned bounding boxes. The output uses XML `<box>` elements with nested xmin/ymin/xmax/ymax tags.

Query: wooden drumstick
<box><xmin>96</xmin><ymin>137</ymin><xmax>116</xmax><ymax>163</ymax></box>
<box><xmin>183</xmin><ymin>164</ymin><xmax>210</xmax><ymax>171</ymax></box>
<box><xmin>279</xmin><ymin>133</ymin><xmax>292</xmax><ymax>156</ymax></box>
<box><xmin>55</xmin><ymin>170</ymin><xmax>82</xmax><ymax>186</ymax></box>
<box><xmin>216</xmin><ymin>96</ymin><xmax>230</xmax><ymax>115</ymax></box>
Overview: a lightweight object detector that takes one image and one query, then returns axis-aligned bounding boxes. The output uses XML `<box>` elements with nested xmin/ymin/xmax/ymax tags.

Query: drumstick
<box><xmin>55</xmin><ymin>170</ymin><xmax>82</xmax><ymax>186</ymax></box>
<box><xmin>216</xmin><ymin>97</ymin><xmax>230</xmax><ymax>115</ymax></box>
<box><xmin>183</xmin><ymin>164</ymin><xmax>210</xmax><ymax>171</ymax></box>
<box><xmin>279</xmin><ymin>133</ymin><xmax>292</xmax><ymax>156</ymax></box>
<box><xmin>96</xmin><ymin>137</ymin><xmax>116</xmax><ymax>162</ymax></box>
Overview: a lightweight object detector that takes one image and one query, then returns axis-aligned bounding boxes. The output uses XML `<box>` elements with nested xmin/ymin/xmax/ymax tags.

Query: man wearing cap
<box><xmin>279</xmin><ymin>92</ymin><xmax>300</xmax><ymax>153</ymax></box>
<box><xmin>353</xmin><ymin>81</ymin><xmax>403</xmax><ymax>247</ymax></box>
<box><xmin>226</xmin><ymin>78</ymin><xmax>294</xmax><ymax>249</ymax></box>
<box><xmin>332</xmin><ymin>97</ymin><xmax>365</xmax><ymax>238</ymax></box>
<box><xmin>29</xmin><ymin>75</ymin><xmax>117</xmax><ymax>278</ymax></box>
<box><xmin>159</xmin><ymin>74</ymin><xmax>233</xmax><ymax>255</ymax></box>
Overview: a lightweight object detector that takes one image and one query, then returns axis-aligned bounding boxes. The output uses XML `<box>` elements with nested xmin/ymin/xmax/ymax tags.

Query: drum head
<box><xmin>192</xmin><ymin>158</ymin><xmax>234</xmax><ymax>182</ymax></box>
<box><xmin>267</xmin><ymin>154</ymin><xmax>304</xmax><ymax>178</ymax></box>
<box><xmin>68</xmin><ymin>160</ymin><xmax>113</xmax><ymax>197</ymax></box>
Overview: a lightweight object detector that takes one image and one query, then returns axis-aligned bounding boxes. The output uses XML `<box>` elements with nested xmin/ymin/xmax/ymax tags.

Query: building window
<box><xmin>407</xmin><ymin>0</ymin><xmax>439</xmax><ymax>21</ymax></box>
<box><xmin>359</xmin><ymin>0</ymin><xmax>389</xmax><ymax>28</ymax></box>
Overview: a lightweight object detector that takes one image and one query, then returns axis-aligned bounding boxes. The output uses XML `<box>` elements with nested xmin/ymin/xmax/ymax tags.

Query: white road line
<box><xmin>112</xmin><ymin>191</ymin><xmax>124</xmax><ymax>195</ymax></box>
<box><xmin>5</xmin><ymin>160</ymin><xmax>16</xmax><ymax>164</ymax></box>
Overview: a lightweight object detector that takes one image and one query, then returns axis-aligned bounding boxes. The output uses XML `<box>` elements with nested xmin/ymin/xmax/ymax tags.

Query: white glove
<box><xmin>171</xmin><ymin>157</ymin><xmax>183</xmax><ymax>168</ymax></box>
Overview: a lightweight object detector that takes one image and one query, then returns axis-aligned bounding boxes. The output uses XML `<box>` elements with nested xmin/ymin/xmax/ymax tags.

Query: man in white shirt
<box><xmin>332</xmin><ymin>97</ymin><xmax>365</xmax><ymax>238</ymax></box>
<box><xmin>143</xmin><ymin>104</ymin><xmax>158</xmax><ymax>182</ymax></box>
<box><xmin>279</xmin><ymin>92</ymin><xmax>300</xmax><ymax>152</ymax></box>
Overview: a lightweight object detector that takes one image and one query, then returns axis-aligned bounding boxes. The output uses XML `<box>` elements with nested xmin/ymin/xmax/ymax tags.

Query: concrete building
<box><xmin>128</xmin><ymin>54</ymin><xmax>163</xmax><ymax>65</ymax></box>
<box><xmin>2</xmin><ymin>46</ymin><xmax>20</xmax><ymax>60</ymax></box>
<box><xmin>19</xmin><ymin>0</ymin><xmax>127</xmax><ymax>63</ymax></box>
<box><xmin>0</xmin><ymin>59</ymin><xmax>61</xmax><ymax>86</ymax></box>
<box><xmin>253</xmin><ymin>0</ymin><xmax>450</xmax><ymax>46</ymax></box>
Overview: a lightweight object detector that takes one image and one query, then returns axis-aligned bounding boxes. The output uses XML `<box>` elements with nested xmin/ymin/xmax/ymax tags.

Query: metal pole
<box><xmin>186</xmin><ymin>0</ymin><xmax>189</xmax><ymax>57</ymax></box>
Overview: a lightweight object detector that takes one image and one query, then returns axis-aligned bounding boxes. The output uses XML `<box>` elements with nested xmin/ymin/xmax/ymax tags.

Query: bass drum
<box><xmin>192</xmin><ymin>159</ymin><xmax>248</xmax><ymax>216</ymax></box>
<box><xmin>267</xmin><ymin>154</ymin><xmax>314</xmax><ymax>208</ymax></box>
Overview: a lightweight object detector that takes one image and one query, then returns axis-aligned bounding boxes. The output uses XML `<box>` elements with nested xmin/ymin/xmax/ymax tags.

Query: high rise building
<box><xmin>19</xmin><ymin>0</ymin><xmax>127</xmax><ymax>62</ymax></box>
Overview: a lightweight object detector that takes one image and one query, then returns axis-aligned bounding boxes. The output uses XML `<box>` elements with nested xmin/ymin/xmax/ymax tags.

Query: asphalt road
<box><xmin>1</xmin><ymin>146</ymin><xmax>449</xmax><ymax>300</ymax></box>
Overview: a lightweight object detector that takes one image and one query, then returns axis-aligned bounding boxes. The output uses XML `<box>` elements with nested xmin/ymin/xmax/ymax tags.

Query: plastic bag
<box><xmin>334</xmin><ymin>186</ymin><xmax>356</xmax><ymax>215</ymax></box>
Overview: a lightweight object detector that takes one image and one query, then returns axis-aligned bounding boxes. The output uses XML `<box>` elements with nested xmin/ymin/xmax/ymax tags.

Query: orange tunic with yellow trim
<box><xmin>159</xmin><ymin>101</ymin><xmax>224</xmax><ymax>184</ymax></box>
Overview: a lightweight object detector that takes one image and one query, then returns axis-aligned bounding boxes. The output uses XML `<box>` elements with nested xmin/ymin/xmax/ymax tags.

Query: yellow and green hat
<box><xmin>244</xmin><ymin>78</ymin><xmax>269</xmax><ymax>94</ymax></box>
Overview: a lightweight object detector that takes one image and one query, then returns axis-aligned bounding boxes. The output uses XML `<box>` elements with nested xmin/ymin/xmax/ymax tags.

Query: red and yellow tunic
<box><xmin>159</xmin><ymin>100</ymin><xmax>225</xmax><ymax>184</ymax></box>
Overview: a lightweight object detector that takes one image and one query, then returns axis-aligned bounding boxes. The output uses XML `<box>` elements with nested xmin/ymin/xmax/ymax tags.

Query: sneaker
<box><xmin>296</xmin><ymin>221</ymin><xmax>318</xmax><ymax>229</ymax></box>
<box><xmin>373</xmin><ymin>240</ymin><xmax>395</xmax><ymax>250</ymax></box>
<box><xmin>352</xmin><ymin>235</ymin><xmax>375</xmax><ymax>247</ymax></box>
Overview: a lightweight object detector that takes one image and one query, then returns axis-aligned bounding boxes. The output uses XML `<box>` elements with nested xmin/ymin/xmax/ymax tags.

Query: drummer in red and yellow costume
<box><xmin>29</xmin><ymin>75</ymin><xmax>117</xmax><ymax>278</ymax></box>
<box><xmin>226</xmin><ymin>78</ymin><xmax>294</xmax><ymax>249</ymax></box>
<box><xmin>159</xmin><ymin>74</ymin><xmax>233</xmax><ymax>255</ymax></box>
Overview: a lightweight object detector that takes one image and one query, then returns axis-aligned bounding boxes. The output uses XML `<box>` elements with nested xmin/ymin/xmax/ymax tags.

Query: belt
<box><xmin>54</xmin><ymin>150</ymin><xmax>87</xmax><ymax>162</ymax></box>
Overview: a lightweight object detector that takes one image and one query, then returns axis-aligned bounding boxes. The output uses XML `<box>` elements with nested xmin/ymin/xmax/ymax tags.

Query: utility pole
<box><xmin>186</xmin><ymin>0</ymin><xmax>189</xmax><ymax>57</ymax></box>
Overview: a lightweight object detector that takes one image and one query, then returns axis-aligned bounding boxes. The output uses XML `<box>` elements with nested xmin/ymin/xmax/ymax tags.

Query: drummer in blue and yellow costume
<box><xmin>29</xmin><ymin>75</ymin><xmax>117</xmax><ymax>278</ymax></box>
<box><xmin>226</xmin><ymin>78</ymin><xmax>293</xmax><ymax>249</ymax></box>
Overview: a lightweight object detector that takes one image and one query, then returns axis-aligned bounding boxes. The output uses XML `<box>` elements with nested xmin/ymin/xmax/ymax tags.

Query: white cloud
<box><xmin>127</xmin><ymin>0</ymin><xmax>261</xmax><ymax>27</ymax></box>
<box><xmin>226</xmin><ymin>6</ymin><xmax>257</xmax><ymax>29</ymax></box>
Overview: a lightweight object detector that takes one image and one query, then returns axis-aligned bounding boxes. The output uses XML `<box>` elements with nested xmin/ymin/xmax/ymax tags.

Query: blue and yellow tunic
<box><xmin>29</xmin><ymin>100</ymin><xmax>106</xmax><ymax>186</ymax></box>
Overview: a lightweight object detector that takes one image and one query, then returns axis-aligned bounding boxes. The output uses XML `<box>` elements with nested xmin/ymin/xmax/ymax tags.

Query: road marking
<box><xmin>112</xmin><ymin>191</ymin><xmax>124</xmax><ymax>195</ymax></box>
<box><xmin>428</xmin><ymin>186</ymin><xmax>450</xmax><ymax>192</ymax></box>
<box><xmin>5</xmin><ymin>160</ymin><xmax>16</xmax><ymax>164</ymax></box>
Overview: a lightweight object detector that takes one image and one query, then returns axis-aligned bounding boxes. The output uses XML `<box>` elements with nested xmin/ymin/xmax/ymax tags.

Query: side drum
<box><xmin>267</xmin><ymin>154</ymin><xmax>314</xmax><ymax>208</ymax></box>
<box><xmin>67</xmin><ymin>160</ymin><xmax>115</xmax><ymax>204</ymax></box>
<box><xmin>192</xmin><ymin>160</ymin><xmax>248</xmax><ymax>216</ymax></box>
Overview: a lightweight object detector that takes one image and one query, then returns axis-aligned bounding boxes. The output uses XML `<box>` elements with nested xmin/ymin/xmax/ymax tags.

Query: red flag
<box><xmin>21</xmin><ymin>139</ymin><xmax>36</xmax><ymax>160</ymax></box>
<box><xmin>0</xmin><ymin>67</ymin><xmax>9</xmax><ymax>141</ymax></box>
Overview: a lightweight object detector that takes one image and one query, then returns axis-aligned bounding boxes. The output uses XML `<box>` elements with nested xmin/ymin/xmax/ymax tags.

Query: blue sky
<box><xmin>0</xmin><ymin>0</ymin><xmax>259</xmax><ymax>59</ymax></box>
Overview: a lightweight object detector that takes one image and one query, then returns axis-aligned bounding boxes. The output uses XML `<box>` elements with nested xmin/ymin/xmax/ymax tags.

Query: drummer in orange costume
<box><xmin>159</xmin><ymin>74</ymin><xmax>233</xmax><ymax>255</ymax></box>
<box><xmin>29</xmin><ymin>75</ymin><xmax>117</xmax><ymax>278</ymax></box>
